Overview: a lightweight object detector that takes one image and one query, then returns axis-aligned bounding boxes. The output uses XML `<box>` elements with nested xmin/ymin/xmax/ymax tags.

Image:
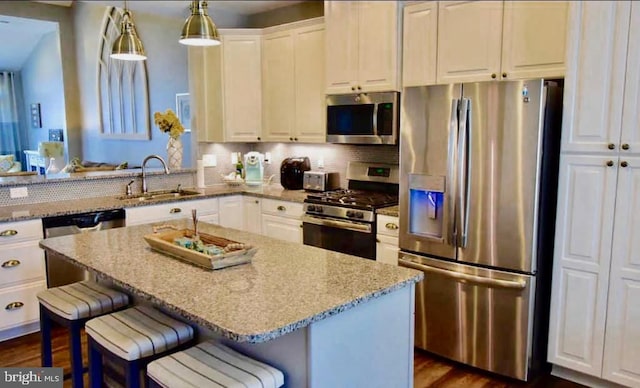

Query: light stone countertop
<box><xmin>39</xmin><ymin>219</ymin><xmax>423</xmax><ymax>343</ymax></box>
<box><xmin>0</xmin><ymin>185</ymin><xmax>308</xmax><ymax>223</ymax></box>
<box><xmin>377</xmin><ymin>205</ymin><xmax>399</xmax><ymax>217</ymax></box>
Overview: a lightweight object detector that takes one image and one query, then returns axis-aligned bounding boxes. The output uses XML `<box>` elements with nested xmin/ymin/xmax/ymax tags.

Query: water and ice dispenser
<box><xmin>408</xmin><ymin>175</ymin><xmax>445</xmax><ymax>240</ymax></box>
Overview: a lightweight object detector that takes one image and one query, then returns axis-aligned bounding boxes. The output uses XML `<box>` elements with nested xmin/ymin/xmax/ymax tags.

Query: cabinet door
<box><xmin>261</xmin><ymin>214</ymin><xmax>302</xmax><ymax>244</ymax></box>
<box><xmin>188</xmin><ymin>46</ymin><xmax>223</xmax><ymax>142</ymax></box>
<box><xmin>620</xmin><ymin>3</ymin><xmax>640</xmax><ymax>154</ymax></box>
<box><xmin>357</xmin><ymin>1</ymin><xmax>399</xmax><ymax>92</ymax></box>
<box><xmin>501</xmin><ymin>1</ymin><xmax>568</xmax><ymax>79</ymax></box>
<box><xmin>561</xmin><ymin>1</ymin><xmax>630</xmax><ymax>153</ymax></box>
<box><xmin>243</xmin><ymin>197</ymin><xmax>262</xmax><ymax>234</ymax></box>
<box><xmin>602</xmin><ymin>157</ymin><xmax>640</xmax><ymax>386</ymax></box>
<box><xmin>294</xmin><ymin>23</ymin><xmax>326</xmax><ymax>143</ymax></box>
<box><xmin>325</xmin><ymin>1</ymin><xmax>359</xmax><ymax>94</ymax></box>
<box><xmin>218</xmin><ymin>195</ymin><xmax>244</xmax><ymax>230</ymax></box>
<box><xmin>222</xmin><ymin>34</ymin><xmax>262</xmax><ymax>142</ymax></box>
<box><xmin>547</xmin><ymin>154</ymin><xmax>618</xmax><ymax>376</ymax></box>
<box><xmin>376</xmin><ymin>234</ymin><xmax>399</xmax><ymax>265</ymax></box>
<box><xmin>402</xmin><ymin>1</ymin><xmax>438</xmax><ymax>87</ymax></box>
<box><xmin>436</xmin><ymin>1</ymin><xmax>503</xmax><ymax>83</ymax></box>
<box><xmin>263</xmin><ymin>30</ymin><xmax>295</xmax><ymax>142</ymax></box>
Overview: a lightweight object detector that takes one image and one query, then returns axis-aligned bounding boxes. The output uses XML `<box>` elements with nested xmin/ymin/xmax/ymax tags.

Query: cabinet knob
<box><xmin>294</xmin><ymin>137</ymin><xmax>298</xmax><ymax>141</ymax></box>
<box><xmin>1</xmin><ymin>259</ymin><xmax>20</xmax><ymax>268</ymax></box>
<box><xmin>257</xmin><ymin>137</ymin><xmax>261</xmax><ymax>141</ymax></box>
<box><xmin>357</xmin><ymin>86</ymin><xmax>362</xmax><ymax>90</ymax></box>
<box><xmin>0</xmin><ymin>229</ymin><xmax>17</xmax><ymax>237</ymax></box>
<box><xmin>385</xmin><ymin>223</ymin><xmax>399</xmax><ymax>230</ymax></box>
<box><xmin>621</xmin><ymin>161</ymin><xmax>629</xmax><ymax>168</ymax></box>
<box><xmin>351</xmin><ymin>86</ymin><xmax>356</xmax><ymax>91</ymax></box>
<box><xmin>170</xmin><ymin>208</ymin><xmax>182</xmax><ymax>214</ymax></box>
<box><xmin>289</xmin><ymin>137</ymin><xmax>293</xmax><ymax>141</ymax></box>
<box><xmin>491</xmin><ymin>73</ymin><xmax>497</xmax><ymax>79</ymax></box>
<box><xmin>5</xmin><ymin>301</ymin><xmax>24</xmax><ymax>311</ymax></box>
<box><xmin>608</xmin><ymin>143</ymin><xmax>616</xmax><ymax>150</ymax></box>
<box><xmin>622</xmin><ymin>143</ymin><xmax>630</xmax><ymax>150</ymax></box>
<box><xmin>502</xmin><ymin>72</ymin><xmax>507</xmax><ymax>78</ymax></box>
<box><xmin>606</xmin><ymin>160</ymin><xmax>614</xmax><ymax>167</ymax></box>
<box><xmin>255</xmin><ymin>200</ymin><xmax>259</xmax><ymax>204</ymax></box>
<box><xmin>277</xmin><ymin>205</ymin><xmax>286</xmax><ymax>211</ymax></box>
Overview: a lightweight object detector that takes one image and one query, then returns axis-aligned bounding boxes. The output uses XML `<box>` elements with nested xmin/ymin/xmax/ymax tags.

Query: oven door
<box><xmin>302</xmin><ymin>215</ymin><xmax>376</xmax><ymax>260</ymax></box>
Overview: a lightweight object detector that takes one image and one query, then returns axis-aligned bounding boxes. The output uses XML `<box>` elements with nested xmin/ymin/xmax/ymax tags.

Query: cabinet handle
<box><xmin>0</xmin><ymin>229</ymin><xmax>17</xmax><ymax>237</ymax></box>
<box><xmin>170</xmin><ymin>208</ymin><xmax>182</xmax><ymax>214</ymax></box>
<box><xmin>491</xmin><ymin>73</ymin><xmax>497</xmax><ymax>79</ymax></box>
<box><xmin>385</xmin><ymin>223</ymin><xmax>399</xmax><ymax>230</ymax></box>
<box><xmin>608</xmin><ymin>143</ymin><xmax>616</xmax><ymax>150</ymax></box>
<box><xmin>502</xmin><ymin>72</ymin><xmax>507</xmax><ymax>78</ymax></box>
<box><xmin>277</xmin><ymin>205</ymin><xmax>286</xmax><ymax>211</ymax></box>
<box><xmin>5</xmin><ymin>301</ymin><xmax>24</xmax><ymax>311</ymax></box>
<box><xmin>1</xmin><ymin>259</ymin><xmax>20</xmax><ymax>268</ymax></box>
<box><xmin>622</xmin><ymin>143</ymin><xmax>630</xmax><ymax>150</ymax></box>
<box><xmin>606</xmin><ymin>160</ymin><xmax>614</xmax><ymax>167</ymax></box>
<box><xmin>621</xmin><ymin>161</ymin><xmax>629</xmax><ymax>168</ymax></box>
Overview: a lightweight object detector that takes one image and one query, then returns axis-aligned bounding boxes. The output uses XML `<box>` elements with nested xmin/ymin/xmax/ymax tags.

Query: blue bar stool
<box><xmin>85</xmin><ymin>305</ymin><xmax>195</xmax><ymax>388</ymax></box>
<box><xmin>37</xmin><ymin>280</ymin><xmax>130</xmax><ymax>388</ymax></box>
<box><xmin>147</xmin><ymin>341</ymin><xmax>284</xmax><ymax>388</ymax></box>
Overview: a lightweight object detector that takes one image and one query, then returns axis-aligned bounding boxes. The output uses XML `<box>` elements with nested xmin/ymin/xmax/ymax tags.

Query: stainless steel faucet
<box><xmin>141</xmin><ymin>155</ymin><xmax>170</xmax><ymax>194</ymax></box>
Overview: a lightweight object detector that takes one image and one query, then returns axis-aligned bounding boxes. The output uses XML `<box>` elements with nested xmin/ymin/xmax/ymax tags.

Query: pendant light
<box><xmin>111</xmin><ymin>0</ymin><xmax>146</xmax><ymax>61</ymax></box>
<box><xmin>179</xmin><ymin>1</ymin><xmax>220</xmax><ymax>46</ymax></box>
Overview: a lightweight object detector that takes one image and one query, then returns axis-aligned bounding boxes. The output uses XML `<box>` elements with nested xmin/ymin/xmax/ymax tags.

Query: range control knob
<box><xmin>346</xmin><ymin>210</ymin><xmax>355</xmax><ymax>218</ymax></box>
<box><xmin>355</xmin><ymin>212</ymin><xmax>364</xmax><ymax>219</ymax></box>
<box><xmin>307</xmin><ymin>205</ymin><xmax>316</xmax><ymax>212</ymax></box>
<box><xmin>316</xmin><ymin>206</ymin><xmax>323</xmax><ymax>213</ymax></box>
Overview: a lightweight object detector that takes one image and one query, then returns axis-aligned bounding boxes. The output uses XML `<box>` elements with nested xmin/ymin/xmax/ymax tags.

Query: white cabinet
<box><xmin>325</xmin><ymin>1</ymin><xmax>399</xmax><ymax>94</ymax></box>
<box><xmin>126</xmin><ymin>198</ymin><xmax>220</xmax><ymax>226</ymax></box>
<box><xmin>376</xmin><ymin>214</ymin><xmax>399</xmax><ymax>265</ymax></box>
<box><xmin>402</xmin><ymin>2</ymin><xmax>438</xmax><ymax>87</ymax></box>
<box><xmin>434</xmin><ymin>1</ymin><xmax>567</xmax><ymax>84</ymax></box>
<box><xmin>262</xmin><ymin>18</ymin><xmax>325</xmax><ymax>143</ymax></box>
<box><xmin>0</xmin><ymin>219</ymin><xmax>45</xmax><ymax>341</ymax></box>
<box><xmin>261</xmin><ymin>199</ymin><xmax>303</xmax><ymax>243</ymax></box>
<box><xmin>218</xmin><ymin>195</ymin><xmax>244</xmax><ymax>230</ymax></box>
<box><xmin>188</xmin><ymin>31</ymin><xmax>262</xmax><ymax>143</ymax></box>
<box><xmin>243</xmin><ymin>196</ymin><xmax>262</xmax><ymax>234</ymax></box>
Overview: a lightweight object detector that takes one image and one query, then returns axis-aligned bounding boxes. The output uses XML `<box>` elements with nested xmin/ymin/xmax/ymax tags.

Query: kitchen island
<box><xmin>39</xmin><ymin>219</ymin><xmax>422</xmax><ymax>387</ymax></box>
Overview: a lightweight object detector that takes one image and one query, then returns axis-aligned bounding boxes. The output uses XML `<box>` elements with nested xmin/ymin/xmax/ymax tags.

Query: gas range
<box><xmin>304</xmin><ymin>190</ymin><xmax>398</xmax><ymax>223</ymax></box>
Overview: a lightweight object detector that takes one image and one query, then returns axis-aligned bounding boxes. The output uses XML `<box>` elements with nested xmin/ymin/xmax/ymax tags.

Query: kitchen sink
<box><xmin>118</xmin><ymin>189</ymin><xmax>201</xmax><ymax>202</ymax></box>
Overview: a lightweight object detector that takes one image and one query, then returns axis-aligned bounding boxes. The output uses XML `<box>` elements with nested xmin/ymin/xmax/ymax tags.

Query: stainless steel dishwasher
<box><xmin>42</xmin><ymin>209</ymin><xmax>125</xmax><ymax>287</ymax></box>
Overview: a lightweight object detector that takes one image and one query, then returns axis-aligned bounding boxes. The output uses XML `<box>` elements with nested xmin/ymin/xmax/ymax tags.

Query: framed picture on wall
<box><xmin>175</xmin><ymin>93</ymin><xmax>191</xmax><ymax>132</ymax></box>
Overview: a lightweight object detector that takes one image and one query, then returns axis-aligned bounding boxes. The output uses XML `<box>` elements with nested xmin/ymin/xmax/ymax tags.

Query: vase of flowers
<box><xmin>154</xmin><ymin>109</ymin><xmax>185</xmax><ymax>170</ymax></box>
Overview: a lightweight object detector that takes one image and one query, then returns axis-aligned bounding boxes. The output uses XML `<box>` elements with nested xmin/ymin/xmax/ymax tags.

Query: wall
<box><xmin>245</xmin><ymin>1</ymin><xmax>324</xmax><ymax>28</ymax></box>
<box><xmin>20</xmin><ymin>31</ymin><xmax>66</xmax><ymax>169</ymax></box>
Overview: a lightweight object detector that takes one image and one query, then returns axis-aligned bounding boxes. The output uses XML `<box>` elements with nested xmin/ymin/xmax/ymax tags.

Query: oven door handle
<box><xmin>302</xmin><ymin>215</ymin><xmax>372</xmax><ymax>234</ymax></box>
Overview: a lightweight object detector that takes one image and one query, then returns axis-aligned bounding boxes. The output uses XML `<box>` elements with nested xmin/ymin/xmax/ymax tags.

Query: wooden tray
<box><xmin>143</xmin><ymin>227</ymin><xmax>256</xmax><ymax>270</ymax></box>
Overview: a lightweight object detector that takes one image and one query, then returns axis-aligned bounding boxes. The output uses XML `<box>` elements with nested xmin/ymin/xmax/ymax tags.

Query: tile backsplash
<box><xmin>199</xmin><ymin>142</ymin><xmax>399</xmax><ymax>188</ymax></box>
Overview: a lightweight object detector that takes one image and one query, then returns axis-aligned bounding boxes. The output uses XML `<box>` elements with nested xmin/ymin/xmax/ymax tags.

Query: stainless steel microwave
<box><xmin>326</xmin><ymin>92</ymin><xmax>399</xmax><ymax>145</ymax></box>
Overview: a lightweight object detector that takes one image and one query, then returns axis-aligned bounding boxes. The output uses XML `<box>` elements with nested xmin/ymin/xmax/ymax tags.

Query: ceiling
<box><xmin>0</xmin><ymin>16</ymin><xmax>58</xmax><ymax>70</ymax></box>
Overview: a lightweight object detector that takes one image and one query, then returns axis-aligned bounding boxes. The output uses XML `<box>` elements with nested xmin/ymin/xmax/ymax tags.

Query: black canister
<box><xmin>280</xmin><ymin>157</ymin><xmax>311</xmax><ymax>190</ymax></box>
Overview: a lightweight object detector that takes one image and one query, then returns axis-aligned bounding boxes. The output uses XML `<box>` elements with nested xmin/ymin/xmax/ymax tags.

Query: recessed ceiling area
<box><xmin>0</xmin><ymin>15</ymin><xmax>58</xmax><ymax>70</ymax></box>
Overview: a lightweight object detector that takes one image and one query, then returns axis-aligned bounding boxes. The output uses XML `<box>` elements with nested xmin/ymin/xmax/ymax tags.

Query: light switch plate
<box><xmin>202</xmin><ymin>154</ymin><xmax>217</xmax><ymax>167</ymax></box>
<box><xmin>9</xmin><ymin>187</ymin><xmax>28</xmax><ymax>198</ymax></box>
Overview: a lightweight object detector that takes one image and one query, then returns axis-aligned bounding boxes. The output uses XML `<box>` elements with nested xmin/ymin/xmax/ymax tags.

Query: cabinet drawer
<box><xmin>0</xmin><ymin>219</ymin><xmax>43</xmax><ymax>244</ymax></box>
<box><xmin>261</xmin><ymin>199</ymin><xmax>303</xmax><ymax>219</ymax></box>
<box><xmin>126</xmin><ymin>198</ymin><xmax>220</xmax><ymax>225</ymax></box>
<box><xmin>0</xmin><ymin>281</ymin><xmax>46</xmax><ymax>331</ymax></box>
<box><xmin>0</xmin><ymin>241</ymin><xmax>45</xmax><ymax>288</ymax></box>
<box><xmin>377</xmin><ymin>215</ymin><xmax>399</xmax><ymax>237</ymax></box>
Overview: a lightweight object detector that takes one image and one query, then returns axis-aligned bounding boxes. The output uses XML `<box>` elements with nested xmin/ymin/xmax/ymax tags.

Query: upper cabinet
<box><xmin>403</xmin><ymin>1</ymin><xmax>568</xmax><ymax>86</ymax></box>
<box><xmin>262</xmin><ymin>19</ymin><xmax>326</xmax><ymax>143</ymax></box>
<box><xmin>325</xmin><ymin>1</ymin><xmax>400</xmax><ymax>94</ymax></box>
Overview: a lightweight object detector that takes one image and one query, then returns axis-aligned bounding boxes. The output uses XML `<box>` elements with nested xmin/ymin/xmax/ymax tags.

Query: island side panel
<box><xmin>308</xmin><ymin>284</ymin><xmax>415</xmax><ymax>387</ymax></box>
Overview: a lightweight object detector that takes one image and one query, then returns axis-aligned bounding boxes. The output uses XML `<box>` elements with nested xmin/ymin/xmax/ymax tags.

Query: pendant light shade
<box><xmin>180</xmin><ymin>1</ymin><xmax>220</xmax><ymax>46</ymax></box>
<box><xmin>111</xmin><ymin>4</ymin><xmax>146</xmax><ymax>61</ymax></box>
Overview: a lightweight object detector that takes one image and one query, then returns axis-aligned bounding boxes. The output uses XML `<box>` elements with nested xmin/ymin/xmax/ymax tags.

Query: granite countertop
<box><xmin>377</xmin><ymin>205</ymin><xmax>399</xmax><ymax>217</ymax></box>
<box><xmin>39</xmin><ymin>219</ymin><xmax>423</xmax><ymax>343</ymax></box>
<box><xmin>0</xmin><ymin>185</ymin><xmax>308</xmax><ymax>222</ymax></box>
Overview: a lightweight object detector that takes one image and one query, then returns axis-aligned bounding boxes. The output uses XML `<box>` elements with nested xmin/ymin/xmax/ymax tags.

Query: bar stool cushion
<box><xmin>147</xmin><ymin>341</ymin><xmax>284</xmax><ymax>388</ymax></box>
<box><xmin>85</xmin><ymin>306</ymin><xmax>194</xmax><ymax>361</ymax></box>
<box><xmin>37</xmin><ymin>280</ymin><xmax>129</xmax><ymax>321</ymax></box>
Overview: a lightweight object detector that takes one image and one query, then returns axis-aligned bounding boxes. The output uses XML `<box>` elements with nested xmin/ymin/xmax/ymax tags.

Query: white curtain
<box><xmin>0</xmin><ymin>71</ymin><xmax>22</xmax><ymax>161</ymax></box>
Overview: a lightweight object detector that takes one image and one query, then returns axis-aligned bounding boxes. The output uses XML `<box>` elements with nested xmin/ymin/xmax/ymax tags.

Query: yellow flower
<box><xmin>153</xmin><ymin>109</ymin><xmax>185</xmax><ymax>139</ymax></box>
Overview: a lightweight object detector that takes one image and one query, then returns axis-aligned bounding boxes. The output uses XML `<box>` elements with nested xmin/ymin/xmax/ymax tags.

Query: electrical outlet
<box><xmin>231</xmin><ymin>152</ymin><xmax>238</xmax><ymax>165</ymax></box>
<box><xmin>9</xmin><ymin>187</ymin><xmax>28</xmax><ymax>199</ymax></box>
<box><xmin>317</xmin><ymin>158</ymin><xmax>325</xmax><ymax>169</ymax></box>
<box><xmin>264</xmin><ymin>152</ymin><xmax>272</xmax><ymax>164</ymax></box>
<box><xmin>202</xmin><ymin>154</ymin><xmax>217</xmax><ymax>167</ymax></box>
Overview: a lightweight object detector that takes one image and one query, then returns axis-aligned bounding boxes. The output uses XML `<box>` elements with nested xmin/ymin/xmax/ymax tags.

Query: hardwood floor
<box><xmin>0</xmin><ymin>328</ymin><xmax>584</xmax><ymax>388</ymax></box>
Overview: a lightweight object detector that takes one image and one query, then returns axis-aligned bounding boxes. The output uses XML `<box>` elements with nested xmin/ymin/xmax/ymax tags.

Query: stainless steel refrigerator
<box><xmin>398</xmin><ymin>79</ymin><xmax>563</xmax><ymax>381</ymax></box>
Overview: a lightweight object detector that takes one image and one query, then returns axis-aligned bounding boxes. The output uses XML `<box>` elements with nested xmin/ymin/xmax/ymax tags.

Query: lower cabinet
<box><xmin>218</xmin><ymin>195</ymin><xmax>244</xmax><ymax>230</ymax></box>
<box><xmin>126</xmin><ymin>198</ymin><xmax>220</xmax><ymax>226</ymax></box>
<box><xmin>243</xmin><ymin>196</ymin><xmax>262</xmax><ymax>234</ymax></box>
<box><xmin>261</xmin><ymin>198</ymin><xmax>304</xmax><ymax>243</ymax></box>
<box><xmin>376</xmin><ymin>214</ymin><xmax>399</xmax><ymax>265</ymax></box>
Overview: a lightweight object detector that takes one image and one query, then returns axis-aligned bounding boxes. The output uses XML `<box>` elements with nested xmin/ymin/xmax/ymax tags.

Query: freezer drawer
<box><xmin>399</xmin><ymin>252</ymin><xmax>535</xmax><ymax>381</ymax></box>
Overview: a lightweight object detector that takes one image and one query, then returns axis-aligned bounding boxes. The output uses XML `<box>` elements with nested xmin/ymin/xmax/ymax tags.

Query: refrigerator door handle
<box><xmin>398</xmin><ymin>258</ymin><xmax>526</xmax><ymax>290</ymax></box>
<box><xmin>446</xmin><ymin>98</ymin><xmax>459</xmax><ymax>246</ymax></box>
<box><xmin>457</xmin><ymin>98</ymin><xmax>471</xmax><ymax>248</ymax></box>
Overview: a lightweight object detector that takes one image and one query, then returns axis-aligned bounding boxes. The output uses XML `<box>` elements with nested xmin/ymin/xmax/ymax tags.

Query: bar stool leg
<box><xmin>39</xmin><ymin>305</ymin><xmax>53</xmax><ymax>367</ymax></box>
<box><xmin>126</xmin><ymin>360</ymin><xmax>141</xmax><ymax>388</ymax></box>
<box><xmin>69</xmin><ymin>320</ymin><xmax>84</xmax><ymax>388</ymax></box>
<box><xmin>87</xmin><ymin>338</ymin><xmax>102</xmax><ymax>388</ymax></box>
